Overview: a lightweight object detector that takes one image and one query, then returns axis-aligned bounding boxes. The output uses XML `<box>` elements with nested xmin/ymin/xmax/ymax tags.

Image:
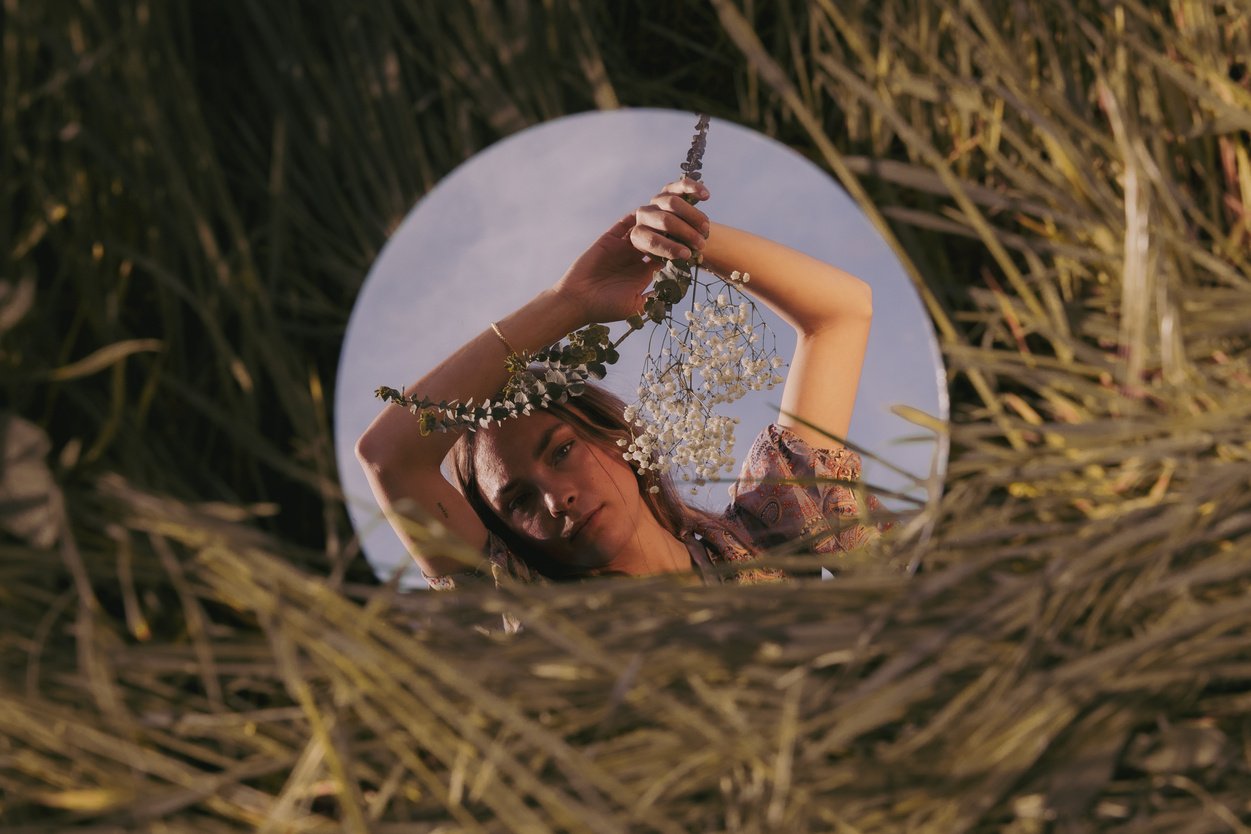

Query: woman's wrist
<box><xmin>701</xmin><ymin>221</ymin><xmax>872</xmax><ymax>336</ymax></box>
<box><xmin>544</xmin><ymin>287</ymin><xmax>592</xmax><ymax>332</ymax></box>
<box><xmin>502</xmin><ymin>288</ymin><xmax>588</xmax><ymax>355</ymax></box>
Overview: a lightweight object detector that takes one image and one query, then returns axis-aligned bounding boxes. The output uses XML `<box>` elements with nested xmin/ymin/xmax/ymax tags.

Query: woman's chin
<box><xmin>558</xmin><ymin>530</ymin><xmax>628</xmax><ymax>573</ymax></box>
<box><xmin>557</xmin><ymin>544</ymin><xmax>616</xmax><ymax>573</ymax></box>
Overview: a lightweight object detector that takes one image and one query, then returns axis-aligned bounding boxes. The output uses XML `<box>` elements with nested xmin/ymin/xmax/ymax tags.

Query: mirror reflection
<box><xmin>336</xmin><ymin>109</ymin><xmax>948</xmax><ymax>588</ymax></box>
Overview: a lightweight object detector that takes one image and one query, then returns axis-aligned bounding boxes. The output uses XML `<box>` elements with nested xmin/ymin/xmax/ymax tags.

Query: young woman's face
<box><xmin>472</xmin><ymin>411</ymin><xmax>647</xmax><ymax>571</ymax></box>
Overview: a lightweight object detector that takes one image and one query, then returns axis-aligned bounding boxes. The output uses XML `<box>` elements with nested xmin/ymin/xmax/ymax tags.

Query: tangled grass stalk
<box><xmin>3</xmin><ymin>0</ymin><xmax>1250</xmax><ymax>831</ymax></box>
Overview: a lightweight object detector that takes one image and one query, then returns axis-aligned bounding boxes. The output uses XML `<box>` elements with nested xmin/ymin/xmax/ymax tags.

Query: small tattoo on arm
<box><xmin>436</xmin><ymin>501</ymin><xmax>450</xmax><ymax>519</ymax></box>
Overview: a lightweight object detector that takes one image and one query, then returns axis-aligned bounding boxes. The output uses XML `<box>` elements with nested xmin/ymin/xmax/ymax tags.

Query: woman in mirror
<box><xmin>356</xmin><ymin>178</ymin><xmax>884</xmax><ymax>598</ymax></box>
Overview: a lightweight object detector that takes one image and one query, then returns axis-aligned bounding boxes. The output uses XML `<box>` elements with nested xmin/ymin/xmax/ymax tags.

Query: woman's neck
<box><xmin>610</xmin><ymin>521</ymin><xmax>692</xmax><ymax>577</ymax></box>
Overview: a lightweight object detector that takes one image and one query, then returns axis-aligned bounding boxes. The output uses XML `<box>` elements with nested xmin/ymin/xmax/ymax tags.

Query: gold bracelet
<box><xmin>490</xmin><ymin>321</ymin><xmax>519</xmax><ymax>357</ymax></box>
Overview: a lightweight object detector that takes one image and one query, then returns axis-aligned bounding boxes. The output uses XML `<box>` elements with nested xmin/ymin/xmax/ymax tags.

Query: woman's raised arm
<box><xmin>355</xmin><ymin>289</ymin><xmax>582</xmax><ymax>577</ymax></box>
<box><xmin>356</xmin><ymin>211</ymin><xmax>672</xmax><ymax>578</ymax></box>
<box><xmin>630</xmin><ymin>179</ymin><xmax>873</xmax><ymax>449</ymax></box>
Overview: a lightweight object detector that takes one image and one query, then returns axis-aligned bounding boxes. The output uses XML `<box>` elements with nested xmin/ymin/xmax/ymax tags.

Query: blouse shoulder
<box><xmin>726</xmin><ymin>423</ymin><xmax>886</xmax><ymax>556</ymax></box>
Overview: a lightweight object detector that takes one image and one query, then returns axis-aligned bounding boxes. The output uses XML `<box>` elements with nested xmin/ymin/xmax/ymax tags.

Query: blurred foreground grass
<box><xmin>3</xmin><ymin>1</ymin><xmax>1250</xmax><ymax>831</ymax></box>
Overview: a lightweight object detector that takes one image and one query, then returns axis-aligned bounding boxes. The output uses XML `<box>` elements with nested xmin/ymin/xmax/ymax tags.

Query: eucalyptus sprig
<box><xmin>375</xmin><ymin>323</ymin><xmax>620</xmax><ymax>435</ymax></box>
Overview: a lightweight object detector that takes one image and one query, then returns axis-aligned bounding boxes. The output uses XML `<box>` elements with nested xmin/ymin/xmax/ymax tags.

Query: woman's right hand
<box><xmin>552</xmin><ymin>179</ymin><xmax>711</xmax><ymax>325</ymax></box>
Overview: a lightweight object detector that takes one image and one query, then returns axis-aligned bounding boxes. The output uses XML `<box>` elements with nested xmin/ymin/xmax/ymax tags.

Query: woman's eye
<box><xmin>507</xmin><ymin>493</ymin><xmax>527</xmax><ymax>513</ymax></box>
<box><xmin>554</xmin><ymin>440</ymin><xmax>574</xmax><ymax>463</ymax></box>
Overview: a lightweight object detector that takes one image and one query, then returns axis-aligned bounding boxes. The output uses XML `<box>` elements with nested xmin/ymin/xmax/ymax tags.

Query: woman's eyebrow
<box><xmin>492</xmin><ymin>424</ymin><xmax>562</xmax><ymax>506</ymax></box>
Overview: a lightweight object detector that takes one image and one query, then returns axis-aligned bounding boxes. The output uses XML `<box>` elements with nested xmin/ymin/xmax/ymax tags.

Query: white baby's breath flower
<box><xmin>623</xmin><ymin>270</ymin><xmax>787</xmax><ymax>485</ymax></box>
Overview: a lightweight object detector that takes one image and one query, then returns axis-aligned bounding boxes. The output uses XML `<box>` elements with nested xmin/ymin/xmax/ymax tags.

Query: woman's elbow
<box><xmin>805</xmin><ymin>278</ymin><xmax>872</xmax><ymax>336</ymax></box>
<box><xmin>357</xmin><ymin>422</ymin><xmax>443</xmax><ymax>476</ymax></box>
<box><xmin>847</xmin><ymin>278</ymin><xmax>873</xmax><ymax>319</ymax></box>
<box><xmin>355</xmin><ymin>429</ymin><xmax>389</xmax><ymax>471</ymax></box>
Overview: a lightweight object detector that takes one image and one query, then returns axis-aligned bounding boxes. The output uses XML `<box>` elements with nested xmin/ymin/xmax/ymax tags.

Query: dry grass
<box><xmin>3</xmin><ymin>0</ymin><xmax>1250</xmax><ymax>831</ymax></box>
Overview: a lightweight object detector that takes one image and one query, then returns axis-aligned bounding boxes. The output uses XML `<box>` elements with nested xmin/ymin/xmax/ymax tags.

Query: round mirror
<box><xmin>335</xmin><ymin>109</ymin><xmax>948</xmax><ymax>587</ymax></box>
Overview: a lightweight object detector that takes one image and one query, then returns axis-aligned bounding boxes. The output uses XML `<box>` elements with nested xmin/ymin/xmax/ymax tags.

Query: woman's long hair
<box><xmin>448</xmin><ymin>381</ymin><xmax>751</xmax><ymax>580</ymax></box>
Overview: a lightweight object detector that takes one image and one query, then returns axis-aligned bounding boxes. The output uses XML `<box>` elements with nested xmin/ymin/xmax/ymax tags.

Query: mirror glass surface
<box><xmin>335</xmin><ymin>108</ymin><xmax>948</xmax><ymax>587</ymax></box>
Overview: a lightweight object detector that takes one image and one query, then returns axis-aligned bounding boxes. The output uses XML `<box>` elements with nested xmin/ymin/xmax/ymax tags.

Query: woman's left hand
<box><xmin>630</xmin><ymin>178</ymin><xmax>711</xmax><ymax>262</ymax></box>
<box><xmin>551</xmin><ymin>178</ymin><xmax>713</xmax><ymax>326</ymax></box>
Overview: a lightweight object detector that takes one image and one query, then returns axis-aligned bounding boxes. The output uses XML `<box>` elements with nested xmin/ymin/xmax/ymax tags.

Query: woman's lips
<box><xmin>572</xmin><ymin>506</ymin><xmax>602</xmax><ymax>541</ymax></box>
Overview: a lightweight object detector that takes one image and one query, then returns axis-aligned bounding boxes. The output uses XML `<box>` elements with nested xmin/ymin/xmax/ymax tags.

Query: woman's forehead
<box><xmin>473</xmin><ymin>411</ymin><xmax>565</xmax><ymax>490</ymax></box>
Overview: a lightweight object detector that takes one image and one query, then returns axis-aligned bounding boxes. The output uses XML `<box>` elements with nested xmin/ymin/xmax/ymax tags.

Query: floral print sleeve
<box><xmin>727</xmin><ymin>424</ymin><xmax>888</xmax><ymax>560</ymax></box>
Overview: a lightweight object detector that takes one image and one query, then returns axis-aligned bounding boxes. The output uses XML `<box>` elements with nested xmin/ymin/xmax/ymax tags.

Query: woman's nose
<box><xmin>542</xmin><ymin>483</ymin><xmax>576</xmax><ymax>517</ymax></box>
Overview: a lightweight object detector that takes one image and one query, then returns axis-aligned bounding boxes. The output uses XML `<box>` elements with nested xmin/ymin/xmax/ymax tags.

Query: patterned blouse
<box><xmin>424</xmin><ymin>423</ymin><xmax>887</xmax><ymax>595</ymax></box>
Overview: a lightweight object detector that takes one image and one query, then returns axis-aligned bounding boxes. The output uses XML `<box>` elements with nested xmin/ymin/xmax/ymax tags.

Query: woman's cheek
<box><xmin>518</xmin><ymin>517</ymin><xmax>541</xmax><ymax>540</ymax></box>
<box><xmin>521</xmin><ymin>515</ymin><xmax>556</xmax><ymax>543</ymax></box>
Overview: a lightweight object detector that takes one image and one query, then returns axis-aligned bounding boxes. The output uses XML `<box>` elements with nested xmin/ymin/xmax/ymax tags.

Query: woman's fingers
<box><xmin>659</xmin><ymin>177</ymin><xmax>711</xmax><ymax>203</ymax></box>
<box><xmin>634</xmin><ymin>203</ymin><xmax>707</xmax><ymax>257</ymax></box>
<box><xmin>624</xmin><ymin>177</ymin><xmax>712</xmax><ymax>260</ymax></box>
<box><xmin>650</xmin><ymin>192</ymin><xmax>709</xmax><ymax>231</ymax></box>
<box><xmin>606</xmin><ymin>211</ymin><xmax>637</xmax><ymax>239</ymax></box>
<box><xmin>654</xmin><ymin>181</ymin><xmax>711</xmax><ymax>228</ymax></box>
<box><xmin>630</xmin><ymin>222</ymin><xmax>700</xmax><ymax>261</ymax></box>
